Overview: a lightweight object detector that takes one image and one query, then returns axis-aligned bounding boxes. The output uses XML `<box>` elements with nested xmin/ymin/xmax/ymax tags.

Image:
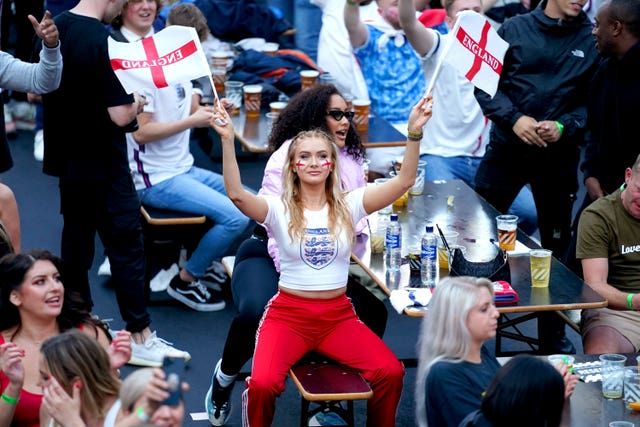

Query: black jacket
<box><xmin>475</xmin><ymin>2</ymin><xmax>599</xmax><ymax>149</ymax></box>
<box><xmin>581</xmin><ymin>42</ymin><xmax>640</xmax><ymax>193</ymax></box>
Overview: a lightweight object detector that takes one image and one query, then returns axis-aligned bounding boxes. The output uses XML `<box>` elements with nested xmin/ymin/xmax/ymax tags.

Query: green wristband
<box><xmin>628</xmin><ymin>293</ymin><xmax>635</xmax><ymax>310</ymax></box>
<box><xmin>1</xmin><ymin>393</ymin><xmax>19</xmax><ymax>405</ymax></box>
<box><xmin>346</xmin><ymin>0</ymin><xmax>359</xmax><ymax>5</ymax></box>
<box><xmin>136</xmin><ymin>406</ymin><xmax>150</xmax><ymax>422</ymax></box>
<box><xmin>554</xmin><ymin>121</ymin><xmax>564</xmax><ymax>136</ymax></box>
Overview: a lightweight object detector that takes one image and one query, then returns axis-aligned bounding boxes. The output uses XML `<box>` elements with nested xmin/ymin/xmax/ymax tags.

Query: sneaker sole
<box><xmin>205</xmin><ymin>385</ymin><xmax>232</xmax><ymax>426</ymax></box>
<box><xmin>127</xmin><ymin>355</ymin><xmax>164</xmax><ymax>368</ymax></box>
<box><xmin>167</xmin><ymin>286</ymin><xmax>226</xmax><ymax>312</ymax></box>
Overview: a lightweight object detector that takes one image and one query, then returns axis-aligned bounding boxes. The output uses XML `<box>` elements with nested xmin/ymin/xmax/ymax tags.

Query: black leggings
<box><xmin>219</xmin><ymin>235</ymin><xmax>388</xmax><ymax>376</ymax></box>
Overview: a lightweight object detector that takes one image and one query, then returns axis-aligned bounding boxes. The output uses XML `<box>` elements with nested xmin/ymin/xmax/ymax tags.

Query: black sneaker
<box><xmin>205</xmin><ymin>359</ymin><xmax>234</xmax><ymax>426</ymax></box>
<box><xmin>167</xmin><ymin>275</ymin><xmax>226</xmax><ymax>312</ymax></box>
<box><xmin>200</xmin><ymin>261</ymin><xmax>229</xmax><ymax>292</ymax></box>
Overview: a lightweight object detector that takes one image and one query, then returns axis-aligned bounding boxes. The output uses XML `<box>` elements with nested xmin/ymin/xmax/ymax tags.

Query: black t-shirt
<box><xmin>42</xmin><ymin>11</ymin><xmax>133</xmax><ymax>182</ymax></box>
<box><xmin>425</xmin><ymin>345</ymin><xmax>500</xmax><ymax>427</ymax></box>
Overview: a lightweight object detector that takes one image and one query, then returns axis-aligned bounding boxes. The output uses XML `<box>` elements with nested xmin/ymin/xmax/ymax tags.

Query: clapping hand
<box><xmin>28</xmin><ymin>11</ymin><xmax>59</xmax><ymax>49</ymax></box>
<box><xmin>108</xmin><ymin>330</ymin><xmax>132</xmax><ymax>370</ymax></box>
<box><xmin>0</xmin><ymin>342</ymin><xmax>25</xmax><ymax>388</ymax></box>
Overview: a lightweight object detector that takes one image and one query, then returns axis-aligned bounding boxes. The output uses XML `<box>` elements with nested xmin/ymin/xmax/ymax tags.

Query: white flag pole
<box><xmin>424</xmin><ymin>13</ymin><xmax>464</xmax><ymax>97</ymax></box>
<box><xmin>192</xmin><ymin>33</ymin><xmax>227</xmax><ymax>126</ymax></box>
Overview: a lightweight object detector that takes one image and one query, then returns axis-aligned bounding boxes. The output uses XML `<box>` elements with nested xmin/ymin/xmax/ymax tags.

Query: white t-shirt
<box><xmin>127</xmin><ymin>82</ymin><xmax>195</xmax><ymax>190</ymax></box>
<box><xmin>311</xmin><ymin>0</ymin><xmax>375</xmax><ymax>99</ymax></box>
<box><xmin>421</xmin><ymin>30</ymin><xmax>490</xmax><ymax>158</ymax></box>
<box><xmin>261</xmin><ymin>187</ymin><xmax>367</xmax><ymax>291</ymax></box>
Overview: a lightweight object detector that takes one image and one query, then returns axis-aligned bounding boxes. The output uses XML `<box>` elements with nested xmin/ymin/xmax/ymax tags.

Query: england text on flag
<box><xmin>108</xmin><ymin>26</ymin><xmax>211</xmax><ymax>94</ymax></box>
<box><xmin>441</xmin><ymin>11</ymin><xmax>508</xmax><ymax>97</ymax></box>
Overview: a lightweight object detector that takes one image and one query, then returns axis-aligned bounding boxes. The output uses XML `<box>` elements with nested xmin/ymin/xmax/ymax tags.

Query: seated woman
<box><xmin>415</xmin><ymin>277</ymin><xmax>579</xmax><ymax>427</ymax></box>
<box><xmin>415</xmin><ymin>276</ymin><xmax>501</xmax><ymax>427</ymax></box>
<box><xmin>211</xmin><ymin>94</ymin><xmax>433</xmax><ymax>426</ymax></box>
<box><xmin>206</xmin><ymin>83</ymin><xmax>388</xmax><ymax>425</ymax></box>
<box><xmin>38</xmin><ymin>330</ymin><xmax>121</xmax><ymax>427</ymax></box>
<box><xmin>0</xmin><ymin>250</ymin><xmax>131</xmax><ymax>427</ymax></box>
<box><xmin>458</xmin><ymin>354</ymin><xmax>566</xmax><ymax>427</ymax></box>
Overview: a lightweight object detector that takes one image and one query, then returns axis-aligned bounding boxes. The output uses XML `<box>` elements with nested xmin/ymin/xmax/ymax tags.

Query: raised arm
<box><xmin>212</xmin><ymin>106</ymin><xmax>268</xmax><ymax>222</ymax></box>
<box><xmin>344</xmin><ymin>0</ymin><xmax>369</xmax><ymax>49</ymax></box>
<box><xmin>362</xmin><ymin>96</ymin><xmax>433</xmax><ymax>214</ymax></box>
<box><xmin>399</xmin><ymin>0</ymin><xmax>435</xmax><ymax>57</ymax></box>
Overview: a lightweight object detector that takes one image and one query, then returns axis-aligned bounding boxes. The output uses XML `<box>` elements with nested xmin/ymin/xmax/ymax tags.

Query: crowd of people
<box><xmin>0</xmin><ymin>0</ymin><xmax>639</xmax><ymax>425</ymax></box>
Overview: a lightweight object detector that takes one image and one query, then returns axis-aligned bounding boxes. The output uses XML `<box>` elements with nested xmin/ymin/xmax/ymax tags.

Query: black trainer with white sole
<box><xmin>200</xmin><ymin>261</ymin><xmax>229</xmax><ymax>291</ymax></box>
<box><xmin>167</xmin><ymin>275</ymin><xmax>226</xmax><ymax>312</ymax></box>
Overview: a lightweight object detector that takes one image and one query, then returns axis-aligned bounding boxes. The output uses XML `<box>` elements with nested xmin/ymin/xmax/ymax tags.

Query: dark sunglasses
<box><xmin>327</xmin><ymin>110</ymin><xmax>355</xmax><ymax>122</ymax></box>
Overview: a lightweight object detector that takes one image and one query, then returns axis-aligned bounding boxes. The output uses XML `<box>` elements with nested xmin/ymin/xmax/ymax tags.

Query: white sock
<box><xmin>215</xmin><ymin>359</ymin><xmax>236</xmax><ymax>388</ymax></box>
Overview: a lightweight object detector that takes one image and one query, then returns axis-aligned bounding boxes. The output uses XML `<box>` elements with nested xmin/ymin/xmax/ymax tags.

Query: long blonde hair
<box><xmin>415</xmin><ymin>276</ymin><xmax>494</xmax><ymax>427</ymax></box>
<box><xmin>280</xmin><ymin>129</ymin><xmax>354</xmax><ymax>245</ymax></box>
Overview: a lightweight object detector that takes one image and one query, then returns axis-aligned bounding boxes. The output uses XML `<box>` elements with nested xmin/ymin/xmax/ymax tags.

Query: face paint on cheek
<box><xmin>321</xmin><ymin>160</ymin><xmax>332</xmax><ymax>170</ymax></box>
<box><xmin>295</xmin><ymin>160</ymin><xmax>306</xmax><ymax>170</ymax></box>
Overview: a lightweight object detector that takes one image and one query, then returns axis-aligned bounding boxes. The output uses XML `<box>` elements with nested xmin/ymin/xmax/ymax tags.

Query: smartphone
<box><xmin>161</xmin><ymin>356</ymin><xmax>185</xmax><ymax>406</ymax></box>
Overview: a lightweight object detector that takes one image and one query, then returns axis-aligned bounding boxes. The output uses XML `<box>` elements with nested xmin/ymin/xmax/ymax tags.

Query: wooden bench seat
<box><xmin>139</xmin><ymin>205</ymin><xmax>211</xmax><ymax>301</ymax></box>
<box><xmin>290</xmin><ymin>354</ymin><xmax>372</xmax><ymax>427</ymax></box>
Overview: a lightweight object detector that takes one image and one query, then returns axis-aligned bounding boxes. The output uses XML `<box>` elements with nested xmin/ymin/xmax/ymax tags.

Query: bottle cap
<box><xmin>390</xmin><ymin>214</ymin><xmax>399</xmax><ymax>221</ymax></box>
<box><xmin>425</xmin><ymin>223</ymin><xmax>434</xmax><ymax>233</ymax></box>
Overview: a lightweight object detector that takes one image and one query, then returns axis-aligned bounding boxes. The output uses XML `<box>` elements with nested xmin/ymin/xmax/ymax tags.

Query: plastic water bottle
<box><xmin>385</xmin><ymin>214</ymin><xmax>402</xmax><ymax>272</ymax></box>
<box><xmin>421</xmin><ymin>224</ymin><xmax>438</xmax><ymax>288</ymax></box>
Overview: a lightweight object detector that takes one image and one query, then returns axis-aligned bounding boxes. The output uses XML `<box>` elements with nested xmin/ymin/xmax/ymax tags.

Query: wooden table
<box><xmin>352</xmin><ymin>179</ymin><xmax>607</xmax><ymax>354</ymax></box>
<box><xmin>561</xmin><ymin>353</ymin><xmax>640</xmax><ymax>427</ymax></box>
<box><xmin>228</xmin><ymin>109</ymin><xmax>406</xmax><ymax>153</ymax></box>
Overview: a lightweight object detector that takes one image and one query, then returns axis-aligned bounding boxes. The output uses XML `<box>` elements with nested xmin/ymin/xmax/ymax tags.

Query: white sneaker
<box><xmin>128</xmin><ymin>331</ymin><xmax>191</xmax><ymax>367</ymax></box>
<box><xmin>98</xmin><ymin>257</ymin><xmax>111</xmax><ymax>276</ymax></box>
<box><xmin>33</xmin><ymin>129</ymin><xmax>44</xmax><ymax>161</ymax></box>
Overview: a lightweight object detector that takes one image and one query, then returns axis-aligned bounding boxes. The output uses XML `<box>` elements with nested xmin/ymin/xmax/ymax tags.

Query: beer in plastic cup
<box><xmin>529</xmin><ymin>249</ymin><xmax>552</xmax><ymax>288</ymax></box>
<box><xmin>496</xmin><ymin>214</ymin><xmax>518</xmax><ymax>251</ymax></box>
<box><xmin>353</xmin><ymin>99</ymin><xmax>371</xmax><ymax>132</ymax></box>
<box><xmin>300</xmin><ymin>70</ymin><xmax>320</xmax><ymax>90</ymax></box>
<box><xmin>224</xmin><ymin>81</ymin><xmax>244</xmax><ymax>116</ymax></box>
<box><xmin>269</xmin><ymin>101</ymin><xmax>287</xmax><ymax>114</ymax></box>
<box><xmin>243</xmin><ymin>85</ymin><xmax>263</xmax><ymax>118</ymax></box>
<box><xmin>600</xmin><ymin>354</ymin><xmax>627</xmax><ymax>399</ymax></box>
<box><xmin>261</xmin><ymin>42</ymin><xmax>279</xmax><ymax>56</ymax></box>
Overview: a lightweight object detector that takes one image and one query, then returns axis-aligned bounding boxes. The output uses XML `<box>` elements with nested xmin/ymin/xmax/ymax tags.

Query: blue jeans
<box><xmin>138</xmin><ymin>166</ymin><xmax>251</xmax><ymax>278</ymax></box>
<box><xmin>420</xmin><ymin>154</ymin><xmax>538</xmax><ymax>235</ymax></box>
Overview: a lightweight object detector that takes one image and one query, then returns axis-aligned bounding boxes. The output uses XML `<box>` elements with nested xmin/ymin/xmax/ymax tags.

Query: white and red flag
<box><xmin>428</xmin><ymin>11</ymin><xmax>508</xmax><ymax>97</ymax></box>
<box><xmin>108</xmin><ymin>25</ymin><xmax>211</xmax><ymax>94</ymax></box>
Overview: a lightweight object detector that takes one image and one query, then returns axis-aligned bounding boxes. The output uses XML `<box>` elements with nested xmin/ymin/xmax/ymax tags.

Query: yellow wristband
<box><xmin>407</xmin><ymin>131</ymin><xmax>423</xmax><ymax>141</ymax></box>
<box><xmin>628</xmin><ymin>293</ymin><xmax>635</xmax><ymax>310</ymax></box>
<box><xmin>1</xmin><ymin>393</ymin><xmax>19</xmax><ymax>405</ymax></box>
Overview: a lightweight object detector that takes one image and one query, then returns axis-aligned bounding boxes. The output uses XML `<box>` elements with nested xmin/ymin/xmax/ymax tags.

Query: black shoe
<box><xmin>200</xmin><ymin>261</ymin><xmax>229</xmax><ymax>292</ymax></box>
<box><xmin>167</xmin><ymin>275</ymin><xmax>226</xmax><ymax>312</ymax></box>
<box><xmin>205</xmin><ymin>359</ymin><xmax>234</xmax><ymax>426</ymax></box>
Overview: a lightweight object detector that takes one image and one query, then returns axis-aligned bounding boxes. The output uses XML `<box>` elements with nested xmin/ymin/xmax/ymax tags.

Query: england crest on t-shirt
<box><xmin>301</xmin><ymin>228</ymin><xmax>337</xmax><ymax>269</ymax></box>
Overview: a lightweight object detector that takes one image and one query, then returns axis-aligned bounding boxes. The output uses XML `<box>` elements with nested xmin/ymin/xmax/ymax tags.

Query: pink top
<box><xmin>259</xmin><ymin>139</ymin><xmax>368</xmax><ymax>271</ymax></box>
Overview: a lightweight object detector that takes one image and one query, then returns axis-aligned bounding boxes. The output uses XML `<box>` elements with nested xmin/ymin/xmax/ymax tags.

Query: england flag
<box><xmin>108</xmin><ymin>25</ymin><xmax>211</xmax><ymax>94</ymax></box>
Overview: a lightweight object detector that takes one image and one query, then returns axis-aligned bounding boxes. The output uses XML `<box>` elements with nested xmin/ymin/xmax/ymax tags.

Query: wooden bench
<box><xmin>221</xmin><ymin>256</ymin><xmax>373</xmax><ymax>427</ymax></box>
<box><xmin>289</xmin><ymin>353</ymin><xmax>373</xmax><ymax>427</ymax></box>
<box><xmin>139</xmin><ymin>205</ymin><xmax>210</xmax><ymax>300</ymax></box>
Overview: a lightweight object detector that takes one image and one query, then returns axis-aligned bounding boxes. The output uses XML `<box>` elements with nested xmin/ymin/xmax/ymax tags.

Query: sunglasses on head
<box><xmin>327</xmin><ymin>110</ymin><xmax>355</xmax><ymax>122</ymax></box>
